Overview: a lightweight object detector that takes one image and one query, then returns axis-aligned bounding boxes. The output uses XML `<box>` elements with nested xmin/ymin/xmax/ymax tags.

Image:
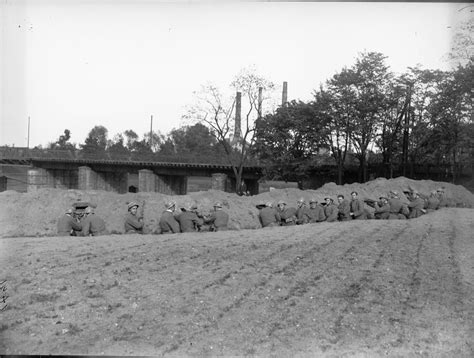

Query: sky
<box><xmin>0</xmin><ymin>1</ymin><xmax>471</xmax><ymax>148</ymax></box>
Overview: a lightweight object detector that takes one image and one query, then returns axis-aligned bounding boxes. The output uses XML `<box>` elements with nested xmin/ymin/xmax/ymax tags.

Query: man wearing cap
<box><xmin>204</xmin><ymin>202</ymin><xmax>229</xmax><ymax>231</ymax></box>
<box><xmin>305</xmin><ymin>198</ymin><xmax>326</xmax><ymax>223</ymax></box>
<box><xmin>81</xmin><ymin>206</ymin><xmax>107</xmax><ymax>236</ymax></box>
<box><xmin>277</xmin><ymin>200</ymin><xmax>297</xmax><ymax>226</ymax></box>
<box><xmin>57</xmin><ymin>208</ymin><xmax>82</xmax><ymax>236</ymax></box>
<box><xmin>374</xmin><ymin>196</ymin><xmax>390</xmax><ymax>220</ymax></box>
<box><xmin>350</xmin><ymin>191</ymin><xmax>367</xmax><ymax>220</ymax></box>
<box><xmin>159</xmin><ymin>201</ymin><xmax>180</xmax><ymax>234</ymax></box>
<box><xmin>258</xmin><ymin>202</ymin><xmax>281</xmax><ymax>228</ymax></box>
<box><xmin>337</xmin><ymin>195</ymin><xmax>351</xmax><ymax>221</ymax></box>
<box><xmin>177</xmin><ymin>202</ymin><xmax>203</xmax><ymax>233</ymax></box>
<box><xmin>124</xmin><ymin>202</ymin><xmax>144</xmax><ymax>234</ymax></box>
<box><xmin>324</xmin><ymin>197</ymin><xmax>338</xmax><ymax>222</ymax></box>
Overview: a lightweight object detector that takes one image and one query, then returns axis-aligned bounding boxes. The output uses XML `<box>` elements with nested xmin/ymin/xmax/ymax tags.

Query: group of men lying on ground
<box><xmin>57</xmin><ymin>200</ymin><xmax>228</xmax><ymax>236</ymax></box>
<box><xmin>256</xmin><ymin>187</ymin><xmax>450</xmax><ymax>228</ymax></box>
<box><xmin>57</xmin><ymin>186</ymin><xmax>449</xmax><ymax>236</ymax></box>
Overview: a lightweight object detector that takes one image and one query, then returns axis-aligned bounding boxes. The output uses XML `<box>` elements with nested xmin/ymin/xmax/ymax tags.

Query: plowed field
<box><xmin>1</xmin><ymin>208</ymin><xmax>473</xmax><ymax>356</ymax></box>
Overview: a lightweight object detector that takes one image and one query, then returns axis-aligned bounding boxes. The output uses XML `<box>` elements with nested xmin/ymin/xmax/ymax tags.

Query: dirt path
<box><xmin>1</xmin><ymin>208</ymin><xmax>473</xmax><ymax>356</ymax></box>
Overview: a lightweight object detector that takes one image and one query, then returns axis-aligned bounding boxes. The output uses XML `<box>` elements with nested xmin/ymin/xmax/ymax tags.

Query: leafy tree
<box><xmin>168</xmin><ymin>123</ymin><xmax>219</xmax><ymax>160</ymax></box>
<box><xmin>107</xmin><ymin>133</ymin><xmax>129</xmax><ymax>159</ymax></box>
<box><xmin>80</xmin><ymin>125</ymin><xmax>108</xmax><ymax>157</ymax></box>
<box><xmin>425</xmin><ymin>63</ymin><xmax>474</xmax><ymax>181</ymax></box>
<box><xmin>48</xmin><ymin>129</ymin><xmax>75</xmax><ymax>151</ymax></box>
<box><xmin>344</xmin><ymin>52</ymin><xmax>392</xmax><ymax>182</ymax></box>
<box><xmin>254</xmin><ymin>100</ymin><xmax>329</xmax><ymax>182</ymax></box>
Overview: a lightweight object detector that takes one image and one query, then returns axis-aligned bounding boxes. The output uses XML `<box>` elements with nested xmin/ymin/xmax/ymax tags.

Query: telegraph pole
<box><xmin>27</xmin><ymin>116</ymin><xmax>30</xmax><ymax>149</ymax></box>
<box><xmin>150</xmin><ymin>115</ymin><xmax>153</xmax><ymax>148</ymax></box>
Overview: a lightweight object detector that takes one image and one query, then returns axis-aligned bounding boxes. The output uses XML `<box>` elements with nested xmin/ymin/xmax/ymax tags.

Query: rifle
<box><xmin>364</xmin><ymin>198</ymin><xmax>378</xmax><ymax>208</ymax></box>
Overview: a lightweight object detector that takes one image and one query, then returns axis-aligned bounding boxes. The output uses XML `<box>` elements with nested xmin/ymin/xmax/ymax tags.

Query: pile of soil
<box><xmin>0</xmin><ymin>176</ymin><xmax>473</xmax><ymax>238</ymax></box>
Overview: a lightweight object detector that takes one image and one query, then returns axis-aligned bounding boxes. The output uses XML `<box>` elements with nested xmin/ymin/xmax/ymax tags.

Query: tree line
<box><xmin>254</xmin><ymin>52</ymin><xmax>473</xmax><ymax>184</ymax></box>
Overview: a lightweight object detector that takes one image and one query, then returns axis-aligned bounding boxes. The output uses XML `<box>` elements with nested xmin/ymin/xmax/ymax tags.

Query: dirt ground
<box><xmin>0</xmin><ymin>177</ymin><xmax>473</xmax><ymax>356</ymax></box>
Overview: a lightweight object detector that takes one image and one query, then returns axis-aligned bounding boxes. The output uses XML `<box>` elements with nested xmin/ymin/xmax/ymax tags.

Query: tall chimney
<box><xmin>235</xmin><ymin>91</ymin><xmax>242</xmax><ymax>139</ymax></box>
<box><xmin>282</xmin><ymin>81</ymin><xmax>288</xmax><ymax>106</ymax></box>
<box><xmin>257</xmin><ymin>87</ymin><xmax>263</xmax><ymax>119</ymax></box>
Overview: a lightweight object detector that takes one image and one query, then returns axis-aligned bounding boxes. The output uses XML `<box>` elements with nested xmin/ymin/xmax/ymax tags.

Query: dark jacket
<box><xmin>81</xmin><ymin>214</ymin><xmax>107</xmax><ymax>236</ymax></box>
<box><xmin>205</xmin><ymin>210</ymin><xmax>229</xmax><ymax>231</ymax></box>
<box><xmin>324</xmin><ymin>204</ymin><xmax>338</xmax><ymax>222</ymax></box>
<box><xmin>350</xmin><ymin>199</ymin><xmax>367</xmax><ymax>220</ymax></box>
<box><xmin>57</xmin><ymin>213</ymin><xmax>82</xmax><ymax>236</ymax></box>
<box><xmin>338</xmin><ymin>200</ymin><xmax>352</xmax><ymax>221</ymax></box>
<box><xmin>307</xmin><ymin>205</ymin><xmax>326</xmax><ymax>223</ymax></box>
<box><xmin>159</xmin><ymin>210</ymin><xmax>180</xmax><ymax>233</ymax></box>
<box><xmin>124</xmin><ymin>213</ymin><xmax>144</xmax><ymax>234</ymax></box>
<box><xmin>259</xmin><ymin>207</ymin><xmax>281</xmax><ymax>228</ymax></box>
<box><xmin>177</xmin><ymin>211</ymin><xmax>203</xmax><ymax>233</ymax></box>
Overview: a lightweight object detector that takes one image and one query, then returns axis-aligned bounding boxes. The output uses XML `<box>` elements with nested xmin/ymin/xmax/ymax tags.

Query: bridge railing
<box><xmin>0</xmin><ymin>147</ymin><xmax>262</xmax><ymax>167</ymax></box>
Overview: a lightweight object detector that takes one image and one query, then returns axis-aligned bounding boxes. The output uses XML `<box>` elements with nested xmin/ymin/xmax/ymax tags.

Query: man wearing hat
<box><xmin>159</xmin><ymin>201</ymin><xmax>180</xmax><ymax>234</ymax></box>
<box><xmin>374</xmin><ymin>196</ymin><xmax>390</xmax><ymax>220</ymax></box>
<box><xmin>57</xmin><ymin>208</ymin><xmax>82</xmax><ymax>236</ymax></box>
<box><xmin>204</xmin><ymin>202</ymin><xmax>229</xmax><ymax>231</ymax></box>
<box><xmin>81</xmin><ymin>206</ymin><xmax>107</xmax><ymax>236</ymax></box>
<box><xmin>177</xmin><ymin>202</ymin><xmax>203</xmax><ymax>233</ymax></box>
<box><xmin>258</xmin><ymin>202</ymin><xmax>281</xmax><ymax>228</ymax></box>
<box><xmin>124</xmin><ymin>201</ymin><xmax>144</xmax><ymax>234</ymax></box>
<box><xmin>277</xmin><ymin>200</ymin><xmax>297</xmax><ymax>226</ymax></box>
<box><xmin>324</xmin><ymin>197</ymin><xmax>338</xmax><ymax>222</ymax></box>
<box><xmin>305</xmin><ymin>198</ymin><xmax>326</xmax><ymax>223</ymax></box>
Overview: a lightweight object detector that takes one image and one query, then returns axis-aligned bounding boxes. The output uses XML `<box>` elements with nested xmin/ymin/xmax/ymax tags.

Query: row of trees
<box><xmin>254</xmin><ymin>52</ymin><xmax>473</xmax><ymax>184</ymax></box>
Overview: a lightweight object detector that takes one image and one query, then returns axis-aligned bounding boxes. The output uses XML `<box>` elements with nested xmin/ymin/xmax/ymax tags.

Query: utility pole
<box><xmin>149</xmin><ymin>115</ymin><xmax>153</xmax><ymax>149</ymax></box>
<box><xmin>27</xmin><ymin>116</ymin><xmax>30</xmax><ymax>149</ymax></box>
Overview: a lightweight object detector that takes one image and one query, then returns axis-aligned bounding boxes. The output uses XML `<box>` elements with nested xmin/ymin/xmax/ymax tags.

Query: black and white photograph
<box><xmin>1</xmin><ymin>0</ymin><xmax>473</xmax><ymax>356</ymax></box>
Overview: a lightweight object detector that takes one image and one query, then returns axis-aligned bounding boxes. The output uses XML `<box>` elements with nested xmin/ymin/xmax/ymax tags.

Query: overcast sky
<box><xmin>0</xmin><ymin>1</ymin><xmax>470</xmax><ymax>148</ymax></box>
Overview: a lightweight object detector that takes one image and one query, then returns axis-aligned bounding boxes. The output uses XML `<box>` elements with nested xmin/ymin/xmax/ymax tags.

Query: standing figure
<box><xmin>277</xmin><ymin>200</ymin><xmax>297</xmax><ymax>226</ymax></box>
<box><xmin>324</xmin><ymin>198</ymin><xmax>338</xmax><ymax>222</ymax></box>
<box><xmin>124</xmin><ymin>201</ymin><xmax>144</xmax><ymax>234</ymax></box>
<box><xmin>177</xmin><ymin>202</ymin><xmax>203</xmax><ymax>233</ymax></box>
<box><xmin>159</xmin><ymin>201</ymin><xmax>180</xmax><ymax>234</ymax></box>
<box><xmin>204</xmin><ymin>202</ymin><xmax>229</xmax><ymax>231</ymax></box>
<box><xmin>258</xmin><ymin>202</ymin><xmax>281</xmax><ymax>228</ymax></box>
<box><xmin>307</xmin><ymin>198</ymin><xmax>326</xmax><ymax>223</ymax></box>
<box><xmin>57</xmin><ymin>208</ymin><xmax>82</xmax><ymax>236</ymax></box>
<box><xmin>81</xmin><ymin>207</ymin><xmax>107</xmax><ymax>236</ymax></box>
<box><xmin>350</xmin><ymin>191</ymin><xmax>367</xmax><ymax>220</ymax></box>
<box><xmin>337</xmin><ymin>195</ymin><xmax>352</xmax><ymax>221</ymax></box>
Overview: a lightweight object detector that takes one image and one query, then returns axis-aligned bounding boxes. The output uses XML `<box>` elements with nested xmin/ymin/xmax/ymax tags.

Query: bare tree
<box><xmin>183</xmin><ymin>67</ymin><xmax>275</xmax><ymax>193</ymax></box>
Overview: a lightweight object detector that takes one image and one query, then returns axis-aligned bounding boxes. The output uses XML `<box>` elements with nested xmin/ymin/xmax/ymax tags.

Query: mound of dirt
<box><xmin>0</xmin><ymin>177</ymin><xmax>472</xmax><ymax>238</ymax></box>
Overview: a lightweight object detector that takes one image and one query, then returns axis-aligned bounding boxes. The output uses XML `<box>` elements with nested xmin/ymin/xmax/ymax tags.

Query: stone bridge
<box><xmin>0</xmin><ymin>155</ymin><xmax>263</xmax><ymax>195</ymax></box>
